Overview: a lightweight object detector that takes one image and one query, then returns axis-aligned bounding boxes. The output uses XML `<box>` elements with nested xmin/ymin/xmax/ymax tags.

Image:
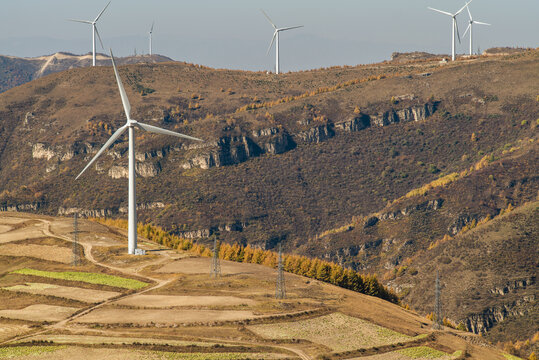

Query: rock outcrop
<box><xmin>463</xmin><ymin>295</ymin><xmax>536</xmax><ymax>334</ymax></box>
<box><xmin>295</xmin><ymin>124</ymin><xmax>334</xmax><ymax>144</ymax></box>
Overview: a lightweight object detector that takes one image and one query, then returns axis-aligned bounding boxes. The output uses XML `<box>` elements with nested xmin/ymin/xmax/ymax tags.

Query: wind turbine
<box><xmin>149</xmin><ymin>22</ymin><xmax>154</xmax><ymax>56</ymax></box>
<box><xmin>261</xmin><ymin>10</ymin><xmax>303</xmax><ymax>74</ymax></box>
<box><xmin>68</xmin><ymin>1</ymin><xmax>111</xmax><ymax>66</ymax></box>
<box><xmin>463</xmin><ymin>5</ymin><xmax>491</xmax><ymax>56</ymax></box>
<box><xmin>76</xmin><ymin>49</ymin><xmax>203</xmax><ymax>255</ymax></box>
<box><xmin>428</xmin><ymin>0</ymin><xmax>472</xmax><ymax>61</ymax></box>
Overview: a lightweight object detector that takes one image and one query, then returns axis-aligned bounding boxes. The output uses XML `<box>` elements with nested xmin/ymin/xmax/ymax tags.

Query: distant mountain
<box><xmin>0</xmin><ymin>52</ymin><xmax>174</xmax><ymax>93</ymax></box>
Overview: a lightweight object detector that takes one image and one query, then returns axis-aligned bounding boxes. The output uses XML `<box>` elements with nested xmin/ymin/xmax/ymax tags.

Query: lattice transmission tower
<box><xmin>275</xmin><ymin>243</ymin><xmax>286</xmax><ymax>299</ymax></box>
<box><xmin>72</xmin><ymin>213</ymin><xmax>80</xmax><ymax>266</ymax></box>
<box><xmin>210</xmin><ymin>237</ymin><xmax>221</xmax><ymax>278</ymax></box>
<box><xmin>433</xmin><ymin>271</ymin><xmax>443</xmax><ymax>329</ymax></box>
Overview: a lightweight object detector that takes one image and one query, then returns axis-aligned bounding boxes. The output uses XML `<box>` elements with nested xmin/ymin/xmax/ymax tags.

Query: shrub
<box><xmin>428</xmin><ymin>164</ymin><xmax>440</xmax><ymax>174</ymax></box>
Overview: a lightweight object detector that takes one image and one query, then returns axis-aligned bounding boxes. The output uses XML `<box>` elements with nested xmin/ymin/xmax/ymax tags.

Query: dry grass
<box><xmin>0</xmin><ymin>244</ymin><xmax>73</xmax><ymax>264</ymax></box>
<box><xmin>0</xmin><ymin>304</ymin><xmax>79</xmax><ymax>322</ymax></box>
<box><xmin>76</xmin><ymin>308</ymin><xmax>261</xmax><ymax>325</ymax></box>
<box><xmin>249</xmin><ymin>312</ymin><xmax>411</xmax><ymax>351</ymax></box>
<box><xmin>11</xmin><ymin>269</ymin><xmax>147</xmax><ymax>290</ymax></box>
<box><xmin>2</xmin><ymin>283</ymin><xmax>120</xmax><ymax>303</ymax></box>
<box><xmin>112</xmin><ymin>294</ymin><xmax>256</xmax><ymax>308</ymax></box>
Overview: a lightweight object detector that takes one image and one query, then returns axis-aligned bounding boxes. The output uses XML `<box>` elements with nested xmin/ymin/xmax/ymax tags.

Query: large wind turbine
<box><xmin>68</xmin><ymin>1</ymin><xmax>111</xmax><ymax>66</ymax></box>
<box><xmin>463</xmin><ymin>5</ymin><xmax>491</xmax><ymax>56</ymax></box>
<box><xmin>428</xmin><ymin>0</ymin><xmax>473</xmax><ymax>61</ymax></box>
<box><xmin>261</xmin><ymin>10</ymin><xmax>303</xmax><ymax>74</ymax></box>
<box><xmin>76</xmin><ymin>50</ymin><xmax>203</xmax><ymax>255</ymax></box>
<box><xmin>149</xmin><ymin>22</ymin><xmax>154</xmax><ymax>56</ymax></box>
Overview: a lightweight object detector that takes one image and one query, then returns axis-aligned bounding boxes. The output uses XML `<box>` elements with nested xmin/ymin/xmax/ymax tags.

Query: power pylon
<box><xmin>275</xmin><ymin>243</ymin><xmax>286</xmax><ymax>299</ymax></box>
<box><xmin>210</xmin><ymin>237</ymin><xmax>221</xmax><ymax>278</ymax></box>
<box><xmin>72</xmin><ymin>213</ymin><xmax>80</xmax><ymax>266</ymax></box>
<box><xmin>433</xmin><ymin>270</ymin><xmax>443</xmax><ymax>329</ymax></box>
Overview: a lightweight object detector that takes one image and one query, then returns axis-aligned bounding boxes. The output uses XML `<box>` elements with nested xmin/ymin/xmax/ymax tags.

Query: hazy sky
<box><xmin>1</xmin><ymin>0</ymin><xmax>537</xmax><ymax>71</ymax></box>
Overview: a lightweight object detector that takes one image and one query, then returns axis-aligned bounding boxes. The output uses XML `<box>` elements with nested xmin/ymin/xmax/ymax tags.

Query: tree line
<box><xmin>95</xmin><ymin>218</ymin><xmax>399</xmax><ymax>304</ymax></box>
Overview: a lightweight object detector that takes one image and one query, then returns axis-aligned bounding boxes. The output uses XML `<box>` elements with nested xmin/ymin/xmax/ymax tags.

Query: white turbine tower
<box><xmin>149</xmin><ymin>22</ymin><xmax>154</xmax><ymax>56</ymax></box>
<box><xmin>261</xmin><ymin>10</ymin><xmax>303</xmax><ymax>74</ymax></box>
<box><xmin>463</xmin><ymin>5</ymin><xmax>491</xmax><ymax>56</ymax></box>
<box><xmin>428</xmin><ymin>0</ymin><xmax>473</xmax><ymax>61</ymax></box>
<box><xmin>68</xmin><ymin>1</ymin><xmax>111</xmax><ymax>66</ymax></box>
<box><xmin>76</xmin><ymin>49</ymin><xmax>203</xmax><ymax>255</ymax></box>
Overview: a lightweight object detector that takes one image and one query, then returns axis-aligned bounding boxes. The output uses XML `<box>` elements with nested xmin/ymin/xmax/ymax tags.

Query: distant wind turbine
<box><xmin>261</xmin><ymin>10</ymin><xmax>303</xmax><ymax>74</ymax></box>
<box><xmin>428</xmin><ymin>0</ymin><xmax>473</xmax><ymax>61</ymax></box>
<box><xmin>463</xmin><ymin>5</ymin><xmax>491</xmax><ymax>56</ymax></box>
<box><xmin>149</xmin><ymin>21</ymin><xmax>154</xmax><ymax>56</ymax></box>
<box><xmin>76</xmin><ymin>49</ymin><xmax>203</xmax><ymax>255</ymax></box>
<box><xmin>68</xmin><ymin>1</ymin><xmax>111</xmax><ymax>66</ymax></box>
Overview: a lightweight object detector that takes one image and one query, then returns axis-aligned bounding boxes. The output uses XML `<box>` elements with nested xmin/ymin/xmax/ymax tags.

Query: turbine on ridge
<box><xmin>68</xmin><ymin>1</ymin><xmax>111</xmax><ymax>66</ymax></box>
<box><xmin>428</xmin><ymin>0</ymin><xmax>473</xmax><ymax>61</ymax></box>
<box><xmin>76</xmin><ymin>49</ymin><xmax>203</xmax><ymax>255</ymax></box>
<box><xmin>463</xmin><ymin>4</ymin><xmax>491</xmax><ymax>56</ymax></box>
<box><xmin>261</xmin><ymin>10</ymin><xmax>303</xmax><ymax>74</ymax></box>
<box><xmin>149</xmin><ymin>21</ymin><xmax>155</xmax><ymax>56</ymax></box>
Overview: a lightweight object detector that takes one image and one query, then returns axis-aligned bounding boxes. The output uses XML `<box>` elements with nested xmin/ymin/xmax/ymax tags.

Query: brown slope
<box><xmin>0</xmin><ymin>52</ymin><xmax>174</xmax><ymax>93</ymax></box>
<box><xmin>0</xmin><ymin>49</ymin><xmax>537</xmax><ymax>345</ymax></box>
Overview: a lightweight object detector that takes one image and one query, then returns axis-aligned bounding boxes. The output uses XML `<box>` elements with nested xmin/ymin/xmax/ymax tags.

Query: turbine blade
<box><xmin>278</xmin><ymin>25</ymin><xmax>304</xmax><ymax>31</ymax></box>
<box><xmin>150</xmin><ymin>21</ymin><xmax>154</xmax><ymax>33</ymax></box>
<box><xmin>135</xmin><ymin>122</ymin><xmax>203</xmax><ymax>142</ymax></box>
<box><xmin>68</xmin><ymin>19</ymin><xmax>92</xmax><ymax>24</ymax></box>
<box><xmin>463</xmin><ymin>23</ymin><xmax>471</xmax><ymax>37</ymax></box>
<box><xmin>75</xmin><ymin>124</ymin><xmax>128</xmax><ymax>179</ymax></box>
<box><xmin>455</xmin><ymin>0</ymin><xmax>473</xmax><ymax>16</ymax></box>
<box><xmin>466</xmin><ymin>4</ymin><xmax>472</xmax><ymax>20</ymax></box>
<box><xmin>474</xmin><ymin>21</ymin><xmax>491</xmax><ymax>26</ymax></box>
<box><xmin>266</xmin><ymin>31</ymin><xmax>277</xmax><ymax>55</ymax></box>
<box><xmin>110</xmin><ymin>49</ymin><xmax>131</xmax><ymax>120</ymax></box>
<box><xmin>95</xmin><ymin>26</ymin><xmax>105</xmax><ymax>50</ymax></box>
<box><xmin>455</xmin><ymin>20</ymin><xmax>461</xmax><ymax>44</ymax></box>
<box><xmin>427</xmin><ymin>7</ymin><xmax>453</xmax><ymax>16</ymax></box>
<box><xmin>94</xmin><ymin>1</ymin><xmax>111</xmax><ymax>22</ymax></box>
<box><xmin>261</xmin><ymin>9</ymin><xmax>277</xmax><ymax>29</ymax></box>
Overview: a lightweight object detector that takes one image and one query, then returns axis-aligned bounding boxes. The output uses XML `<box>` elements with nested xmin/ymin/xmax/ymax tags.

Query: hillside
<box><xmin>0</xmin><ymin>49</ymin><xmax>537</xmax><ymax>348</ymax></box>
<box><xmin>0</xmin><ymin>212</ymin><xmax>519</xmax><ymax>359</ymax></box>
<box><xmin>0</xmin><ymin>52</ymin><xmax>174</xmax><ymax>93</ymax></box>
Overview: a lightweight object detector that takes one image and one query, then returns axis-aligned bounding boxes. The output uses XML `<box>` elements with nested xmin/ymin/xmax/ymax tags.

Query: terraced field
<box><xmin>0</xmin><ymin>213</ymin><xmax>509</xmax><ymax>359</ymax></box>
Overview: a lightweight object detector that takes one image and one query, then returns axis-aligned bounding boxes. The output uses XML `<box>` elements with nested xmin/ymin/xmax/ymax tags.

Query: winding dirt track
<box><xmin>0</xmin><ymin>217</ymin><xmax>312</xmax><ymax>360</ymax></box>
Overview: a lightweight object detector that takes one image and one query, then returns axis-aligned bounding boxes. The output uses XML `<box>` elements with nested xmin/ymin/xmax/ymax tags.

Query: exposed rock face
<box><xmin>0</xmin><ymin>203</ymin><xmax>41</xmax><ymax>212</ymax></box>
<box><xmin>252</xmin><ymin>127</ymin><xmax>279</xmax><ymax>137</ymax></box>
<box><xmin>380</xmin><ymin>199</ymin><xmax>444</xmax><ymax>220</ymax></box>
<box><xmin>336</xmin><ymin>115</ymin><xmax>370</xmax><ymax>132</ymax></box>
<box><xmin>371</xmin><ymin>103</ymin><xmax>436</xmax><ymax>127</ymax></box>
<box><xmin>489</xmin><ymin>278</ymin><xmax>535</xmax><ymax>296</ymax></box>
<box><xmin>265</xmin><ymin>133</ymin><xmax>294</xmax><ymax>154</ymax></box>
<box><xmin>464</xmin><ymin>295</ymin><xmax>536</xmax><ymax>334</ymax></box>
<box><xmin>295</xmin><ymin>124</ymin><xmax>334</xmax><ymax>144</ymax></box>
<box><xmin>57</xmin><ymin>207</ymin><xmax>114</xmax><ymax>218</ymax></box>
<box><xmin>107</xmin><ymin>163</ymin><xmax>161</xmax><ymax>178</ymax></box>
<box><xmin>32</xmin><ymin>142</ymin><xmax>92</xmax><ymax>163</ymax></box>
<box><xmin>108</xmin><ymin>166</ymin><xmax>129</xmax><ymax>179</ymax></box>
<box><xmin>57</xmin><ymin>202</ymin><xmax>166</xmax><ymax>217</ymax></box>
<box><xmin>32</xmin><ymin>143</ymin><xmax>56</xmax><ymax>160</ymax></box>
<box><xmin>448</xmin><ymin>213</ymin><xmax>480</xmax><ymax>235</ymax></box>
<box><xmin>136</xmin><ymin>162</ymin><xmax>161</xmax><ymax>177</ymax></box>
